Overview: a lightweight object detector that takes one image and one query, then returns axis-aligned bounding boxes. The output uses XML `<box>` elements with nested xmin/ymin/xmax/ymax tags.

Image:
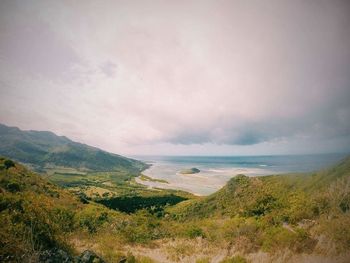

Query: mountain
<box><xmin>0</xmin><ymin>123</ymin><xmax>146</xmax><ymax>173</ymax></box>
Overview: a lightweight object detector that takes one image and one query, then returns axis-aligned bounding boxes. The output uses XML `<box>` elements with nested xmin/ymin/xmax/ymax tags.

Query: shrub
<box><xmin>115</xmin><ymin>210</ymin><xmax>165</xmax><ymax>243</ymax></box>
<box><xmin>4</xmin><ymin>159</ymin><xmax>15</xmax><ymax>169</ymax></box>
<box><xmin>77</xmin><ymin>206</ymin><xmax>110</xmax><ymax>233</ymax></box>
<box><xmin>261</xmin><ymin>226</ymin><xmax>316</xmax><ymax>253</ymax></box>
<box><xmin>246</xmin><ymin>194</ymin><xmax>279</xmax><ymax>217</ymax></box>
<box><xmin>185</xmin><ymin>225</ymin><xmax>205</xmax><ymax>239</ymax></box>
<box><xmin>285</xmin><ymin>192</ymin><xmax>316</xmax><ymax>223</ymax></box>
<box><xmin>6</xmin><ymin>181</ymin><xmax>21</xmax><ymax>192</ymax></box>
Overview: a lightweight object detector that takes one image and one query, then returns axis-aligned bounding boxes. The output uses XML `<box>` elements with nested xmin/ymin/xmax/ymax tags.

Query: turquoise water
<box><xmin>133</xmin><ymin>153</ymin><xmax>347</xmax><ymax>195</ymax></box>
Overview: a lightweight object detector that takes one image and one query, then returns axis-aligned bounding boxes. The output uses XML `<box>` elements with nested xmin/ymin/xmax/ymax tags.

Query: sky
<box><xmin>0</xmin><ymin>0</ymin><xmax>350</xmax><ymax>156</ymax></box>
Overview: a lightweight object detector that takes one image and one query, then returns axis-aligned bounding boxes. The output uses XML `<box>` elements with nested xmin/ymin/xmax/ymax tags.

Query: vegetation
<box><xmin>97</xmin><ymin>195</ymin><xmax>187</xmax><ymax>214</ymax></box>
<box><xmin>139</xmin><ymin>174</ymin><xmax>169</xmax><ymax>184</ymax></box>
<box><xmin>0</xmin><ymin>157</ymin><xmax>81</xmax><ymax>261</ymax></box>
<box><xmin>179</xmin><ymin>168</ymin><xmax>200</xmax><ymax>174</ymax></box>
<box><xmin>0</xmin><ymin>157</ymin><xmax>193</xmax><ymax>261</ymax></box>
<box><xmin>1</xmin><ymin>155</ymin><xmax>350</xmax><ymax>262</ymax></box>
<box><xmin>167</xmin><ymin>157</ymin><xmax>350</xmax><ymax>256</ymax></box>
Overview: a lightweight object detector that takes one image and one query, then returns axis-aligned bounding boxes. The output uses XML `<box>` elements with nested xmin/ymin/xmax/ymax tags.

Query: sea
<box><xmin>132</xmin><ymin>153</ymin><xmax>348</xmax><ymax>196</ymax></box>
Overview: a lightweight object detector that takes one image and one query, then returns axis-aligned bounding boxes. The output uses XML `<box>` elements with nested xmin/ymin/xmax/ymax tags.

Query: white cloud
<box><xmin>0</xmin><ymin>0</ymin><xmax>349</xmax><ymax>155</ymax></box>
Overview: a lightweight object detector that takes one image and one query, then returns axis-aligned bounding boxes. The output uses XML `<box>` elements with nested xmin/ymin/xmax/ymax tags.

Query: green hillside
<box><xmin>0</xmin><ymin>156</ymin><xmax>83</xmax><ymax>261</ymax></box>
<box><xmin>0</xmin><ymin>157</ymin><xmax>191</xmax><ymax>262</ymax></box>
<box><xmin>1</xmin><ymin>155</ymin><xmax>349</xmax><ymax>262</ymax></box>
<box><xmin>171</xmin><ymin>156</ymin><xmax>350</xmax><ymax>220</ymax></box>
<box><xmin>165</xmin><ymin>156</ymin><xmax>350</xmax><ymax>258</ymax></box>
<box><xmin>0</xmin><ymin>123</ymin><xmax>146</xmax><ymax>173</ymax></box>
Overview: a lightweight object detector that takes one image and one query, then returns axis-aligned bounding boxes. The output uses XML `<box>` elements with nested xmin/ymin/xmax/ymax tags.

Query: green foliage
<box><xmin>185</xmin><ymin>225</ymin><xmax>205</xmax><ymax>238</ymax></box>
<box><xmin>196</xmin><ymin>257</ymin><xmax>210</xmax><ymax>263</ymax></box>
<box><xmin>97</xmin><ymin>194</ymin><xmax>187</xmax><ymax>214</ymax></box>
<box><xmin>139</xmin><ymin>174</ymin><xmax>169</xmax><ymax>184</ymax></box>
<box><xmin>77</xmin><ymin>205</ymin><xmax>110</xmax><ymax>233</ymax></box>
<box><xmin>261</xmin><ymin>226</ymin><xmax>316</xmax><ymax>253</ymax></box>
<box><xmin>0</xmin><ymin>159</ymin><xmax>81</xmax><ymax>261</ymax></box>
<box><xmin>284</xmin><ymin>191</ymin><xmax>316</xmax><ymax>223</ymax></box>
<box><xmin>114</xmin><ymin>210</ymin><xmax>166</xmax><ymax>243</ymax></box>
<box><xmin>135</xmin><ymin>256</ymin><xmax>156</xmax><ymax>263</ymax></box>
<box><xmin>6</xmin><ymin>180</ymin><xmax>21</xmax><ymax>192</ymax></box>
<box><xmin>317</xmin><ymin>215</ymin><xmax>350</xmax><ymax>253</ymax></box>
<box><xmin>246</xmin><ymin>194</ymin><xmax>280</xmax><ymax>217</ymax></box>
<box><xmin>4</xmin><ymin>159</ymin><xmax>15</xmax><ymax>169</ymax></box>
<box><xmin>1</xmin><ymin>155</ymin><xmax>350</xmax><ymax>261</ymax></box>
<box><xmin>167</xmin><ymin>156</ymin><xmax>350</xmax><ymax>255</ymax></box>
<box><xmin>219</xmin><ymin>255</ymin><xmax>247</xmax><ymax>263</ymax></box>
<box><xmin>126</xmin><ymin>251</ymin><xmax>136</xmax><ymax>263</ymax></box>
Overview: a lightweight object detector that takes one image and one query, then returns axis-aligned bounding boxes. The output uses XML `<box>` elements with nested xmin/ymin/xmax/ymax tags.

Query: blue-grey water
<box><xmin>133</xmin><ymin>153</ymin><xmax>347</xmax><ymax>195</ymax></box>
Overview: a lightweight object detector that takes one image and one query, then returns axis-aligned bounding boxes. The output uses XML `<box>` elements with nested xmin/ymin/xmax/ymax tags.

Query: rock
<box><xmin>78</xmin><ymin>250</ymin><xmax>105</xmax><ymax>263</ymax></box>
<box><xmin>39</xmin><ymin>248</ymin><xmax>73</xmax><ymax>263</ymax></box>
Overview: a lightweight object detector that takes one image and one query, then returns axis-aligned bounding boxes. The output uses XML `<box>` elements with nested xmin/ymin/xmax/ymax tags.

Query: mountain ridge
<box><xmin>0</xmin><ymin>123</ymin><xmax>146</xmax><ymax>173</ymax></box>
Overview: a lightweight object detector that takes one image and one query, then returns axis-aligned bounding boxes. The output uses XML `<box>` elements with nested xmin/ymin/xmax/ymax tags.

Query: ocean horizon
<box><xmin>132</xmin><ymin>153</ymin><xmax>348</xmax><ymax>195</ymax></box>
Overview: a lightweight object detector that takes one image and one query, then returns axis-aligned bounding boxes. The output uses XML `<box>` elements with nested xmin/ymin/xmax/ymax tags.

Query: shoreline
<box><xmin>136</xmin><ymin>165</ymin><xmax>236</xmax><ymax>196</ymax></box>
<box><xmin>134</xmin><ymin>154</ymin><xmax>346</xmax><ymax>195</ymax></box>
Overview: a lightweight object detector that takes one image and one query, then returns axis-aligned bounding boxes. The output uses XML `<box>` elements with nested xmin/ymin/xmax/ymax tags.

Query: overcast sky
<box><xmin>0</xmin><ymin>0</ymin><xmax>350</xmax><ymax>156</ymax></box>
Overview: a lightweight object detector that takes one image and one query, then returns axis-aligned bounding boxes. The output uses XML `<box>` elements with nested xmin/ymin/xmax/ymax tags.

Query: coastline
<box><xmin>135</xmin><ymin>165</ymin><xmax>260</xmax><ymax>196</ymax></box>
<box><xmin>133</xmin><ymin>154</ymin><xmax>347</xmax><ymax>195</ymax></box>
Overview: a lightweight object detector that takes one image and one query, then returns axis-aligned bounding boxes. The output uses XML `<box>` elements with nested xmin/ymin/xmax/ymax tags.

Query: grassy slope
<box><xmin>170</xmin><ymin>156</ymin><xmax>350</xmax><ymax>219</ymax></box>
<box><xmin>0</xmin><ymin>157</ymin><xmax>195</xmax><ymax>262</ymax></box>
<box><xmin>0</xmin><ymin>157</ymin><xmax>83</xmax><ymax>261</ymax></box>
<box><xmin>1</xmin><ymin>155</ymin><xmax>349</xmax><ymax>262</ymax></box>
<box><xmin>165</xmin><ymin>156</ymin><xmax>350</xmax><ymax>259</ymax></box>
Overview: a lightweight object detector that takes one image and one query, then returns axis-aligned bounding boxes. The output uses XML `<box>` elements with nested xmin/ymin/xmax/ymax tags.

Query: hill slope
<box><xmin>0</xmin><ymin>158</ymin><xmax>192</xmax><ymax>262</ymax></box>
<box><xmin>171</xmin><ymin>156</ymin><xmax>350</xmax><ymax>220</ymax></box>
<box><xmin>0</xmin><ymin>123</ymin><xmax>146</xmax><ymax>173</ymax></box>
<box><xmin>165</xmin><ymin>156</ymin><xmax>350</xmax><ymax>260</ymax></box>
<box><xmin>1</xmin><ymin>156</ymin><xmax>349</xmax><ymax>262</ymax></box>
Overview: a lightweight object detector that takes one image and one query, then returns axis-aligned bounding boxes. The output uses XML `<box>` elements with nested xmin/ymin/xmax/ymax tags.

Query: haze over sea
<box><xmin>134</xmin><ymin>153</ymin><xmax>347</xmax><ymax>195</ymax></box>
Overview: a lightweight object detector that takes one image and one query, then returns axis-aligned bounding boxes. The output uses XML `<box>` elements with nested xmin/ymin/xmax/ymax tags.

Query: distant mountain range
<box><xmin>0</xmin><ymin>123</ymin><xmax>146</xmax><ymax>173</ymax></box>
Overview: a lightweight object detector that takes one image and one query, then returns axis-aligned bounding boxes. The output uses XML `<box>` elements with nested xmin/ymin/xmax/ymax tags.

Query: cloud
<box><xmin>0</xmin><ymin>1</ymin><xmax>83</xmax><ymax>81</ymax></box>
<box><xmin>100</xmin><ymin>61</ymin><xmax>118</xmax><ymax>77</ymax></box>
<box><xmin>0</xmin><ymin>0</ymin><xmax>349</xmax><ymax>155</ymax></box>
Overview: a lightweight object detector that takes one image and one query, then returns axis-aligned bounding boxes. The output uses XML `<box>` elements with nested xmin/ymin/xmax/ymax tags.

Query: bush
<box><xmin>285</xmin><ymin>192</ymin><xmax>316</xmax><ymax>223</ymax></box>
<box><xmin>77</xmin><ymin>206</ymin><xmax>110</xmax><ymax>233</ymax></box>
<box><xmin>4</xmin><ymin>159</ymin><xmax>15</xmax><ymax>169</ymax></box>
<box><xmin>261</xmin><ymin>226</ymin><xmax>316</xmax><ymax>253</ymax></box>
<box><xmin>317</xmin><ymin>215</ymin><xmax>350</xmax><ymax>252</ymax></box>
<box><xmin>185</xmin><ymin>225</ymin><xmax>205</xmax><ymax>239</ymax></box>
<box><xmin>246</xmin><ymin>194</ymin><xmax>280</xmax><ymax>217</ymax></box>
<box><xmin>6</xmin><ymin>181</ymin><xmax>21</xmax><ymax>192</ymax></box>
<box><xmin>115</xmin><ymin>210</ymin><xmax>165</xmax><ymax>243</ymax></box>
